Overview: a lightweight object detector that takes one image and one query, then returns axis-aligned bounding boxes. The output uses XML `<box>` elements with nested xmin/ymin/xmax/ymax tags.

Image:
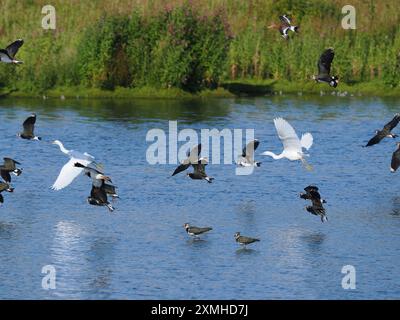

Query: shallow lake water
<box><xmin>0</xmin><ymin>95</ymin><xmax>399</xmax><ymax>299</ymax></box>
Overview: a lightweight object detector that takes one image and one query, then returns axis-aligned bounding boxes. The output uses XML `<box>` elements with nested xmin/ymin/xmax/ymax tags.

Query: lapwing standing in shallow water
<box><xmin>237</xmin><ymin>139</ymin><xmax>261</xmax><ymax>167</ymax></box>
<box><xmin>234</xmin><ymin>232</ymin><xmax>260</xmax><ymax>248</ymax></box>
<box><xmin>268</xmin><ymin>15</ymin><xmax>299</xmax><ymax>39</ymax></box>
<box><xmin>390</xmin><ymin>142</ymin><xmax>400</xmax><ymax>172</ymax></box>
<box><xmin>0</xmin><ymin>181</ymin><xmax>14</xmax><ymax>204</ymax></box>
<box><xmin>313</xmin><ymin>48</ymin><xmax>339</xmax><ymax>88</ymax></box>
<box><xmin>0</xmin><ymin>158</ymin><xmax>22</xmax><ymax>184</ymax></box>
<box><xmin>183</xmin><ymin>223</ymin><xmax>212</xmax><ymax>239</ymax></box>
<box><xmin>18</xmin><ymin>114</ymin><xmax>41</xmax><ymax>140</ymax></box>
<box><xmin>365</xmin><ymin>114</ymin><xmax>400</xmax><ymax>147</ymax></box>
<box><xmin>0</xmin><ymin>39</ymin><xmax>24</xmax><ymax>64</ymax></box>
<box><xmin>300</xmin><ymin>185</ymin><xmax>328</xmax><ymax>222</ymax></box>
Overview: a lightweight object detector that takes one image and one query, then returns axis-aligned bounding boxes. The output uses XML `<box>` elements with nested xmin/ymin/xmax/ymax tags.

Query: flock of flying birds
<box><xmin>0</xmin><ymin>15</ymin><xmax>397</xmax><ymax>247</ymax></box>
<box><xmin>0</xmin><ymin>114</ymin><xmax>119</xmax><ymax>211</ymax></box>
<box><xmin>179</xmin><ymin>112</ymin><xmax>400</xmax><ymax>245</ymax></box>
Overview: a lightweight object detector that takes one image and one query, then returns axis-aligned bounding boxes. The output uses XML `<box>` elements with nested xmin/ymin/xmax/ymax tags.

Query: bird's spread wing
<box><xmin>274</xmin><ymin>118</ymin><xmax>301</xmax><ymax>152</ymax></box>
<box><xmin>172</xmin><ymin>163</ymin><xmax>190</xmax><ymax>176</ymax></box>
<box><xmin>366</xmin><ymin>134</ymin><xmax>383</xmax><ymax>147</ymax></box>
<box><xmin>304</xmin><ymin>185</ymin><xmax>319</xmax><ymax>192</ymax></box>
<box><xmin>188</xmin><ymin>144</ymin><xmax>202</xmax><ymax>163</ymax></box>
<box><xmin>391</xmin><ymin>150</ymin><xmax>400</xmax><ymax>172</ymax></box>
<box><xmin>91</xmin><ymin>186</ymin><xmax>108</xmax><ymax>203</ymax></box>
<box><xmin>22</xmin><ymin>115</ymin><xmax>36</xmax><ymax>136</ymax></box>
<box><xmin>5</xmin><ymin>39</ymin><xmax>23</xmax><ymax>58</ymax></box>
<box><xmin>279</xmin><ymin>15</ymin><xmax>291</xmax><ymax>27</ymax></box>
<box><xmin>52</xmin><ymin>158</ymin><xmax>92</xmax><ymax>190</ymax></box>
<box><xmin>300</xmin><ymin>133</ymin><xmax>313</xmax><ymax>150</ymax></box>
<box><xmin>0</xmin><ymin>182</ymin><xmax>9</xmax><ymax>192</ymax></box>
<box><xmin>318</xmin><ymin>48</ymin><xmax>334</xmax><ymax>77</ymax></box>
<box><xmin>383</xmin><ymin>114</ymin><xmax>400</xmax><ymax>132</ymax></box>
<box><xmin>3</xmin><ymin>158</ymin><xmax>19</xmax><ymax>169</ymax></box>
<box><xmin>0</xmin><ymin>170</ymin><xmax>11</xmax><ymax>183</ymax></box>
<box><xmin>242</xmin><ymin>140</ymin><xmax>259</xmax><ymax>160</ymax></box>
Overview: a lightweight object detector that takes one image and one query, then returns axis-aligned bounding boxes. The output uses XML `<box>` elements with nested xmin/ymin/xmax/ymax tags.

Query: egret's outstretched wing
<box><xmin>52</xmin><ymin>158</ymin><xmax>92</xmax><ymax>190</ymax></box>
<box><xmin>274</xmin><ymin>118</ymin><xmax>301</xmax><ymax>152</ymax></box>
<box><xmin>300</xmin><ymin>133</ymin><xmax>313</xmax><ymax>150</ymax></box>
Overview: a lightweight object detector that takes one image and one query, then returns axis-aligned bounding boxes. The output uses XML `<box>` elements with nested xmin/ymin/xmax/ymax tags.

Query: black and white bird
<box><xmin>72</xmin><ymin>163</ymin><xmax>114</xmax><ymax>212</ymax></box>
<box><xmin>365</xmin><ymin>114</ymin><xmax>400</xmax><ymax>147</ymax></box>
<box><xmin>102</xmin><ymin>183</ymin><xmax>119</xmax><ymax>200</ymax></box>
<box><xmin>0</xmin><ymin>39</ymin><xmax>24</xmax><ymax>64</ymax></box>
<box><xmin>74</xmin><ymin>162</ymin><xmax>118</xmax><ymax>198</ymax></box>
<box><xmin>0</xmin><ymin>181</ymin><xmax>14</xmax><ymax>204</ymax></box>
<box><xmin>237</xmin><ymin>140</ymin><xmax>261</xmax><ymax>167</ymax></box>
<box><xmin>234</xmin><ymin>232</ymin><xmax>260</xmax><ymax>247</ymax></box>
<box><xmin>87</xmin><ymin>182</ymin><xmax>115</xmax><ymax>213</ymax></box>
<box><xmin>390</xmin><ymin>142</ymin><xmax>400</xmax><ymax>172</ymax></box>
<box><xmin>268</xmin><ymin>15</ymin><xmax>299</xmax><ymax>39</ymax></box>
<box><xmin>18</xmin><ymin>114</ymin><xmax>41</xmax><ymax>140</ymax></box>
<box><xmin>313</xmin><ymin>48</ymin><xmax>339</xmax><ymax>88</ymax></box>
<box><xmin>172</xmin><ymin>144</ymin><xmax>204</xmax><ymax>176</ymax></box>
<box><xmin>183</xmin><ymin>223</ymin><xmax>212</xmax><ymax>238</ymax></box>
<box><xmin>187</xmin><ymin>160</ymin><xmax>214</xmax><ymax>183</ymax></box>
<box><xmin>0</xmin><ymin>158</ymin><xmax>22</xmax><ymax>183</ymax></box>
<box><xmin>300</xmin><ymin>185</ymin><xmax>327</xmax><ymax>204</ymax></box>
<box><xmin>74</xmin><ymin>162</ymin><xmax>111</xmax><ymax>186</ymax></box>
<box><xmin>300</xmin><ymin>185</ymin><xmax>327</xmax><ymax>222</ymax></box>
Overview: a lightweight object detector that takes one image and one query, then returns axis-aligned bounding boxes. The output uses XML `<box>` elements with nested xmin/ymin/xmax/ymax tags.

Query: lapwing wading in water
<box><xmin>234</xmin><ymin>232</ymin><xmax>260</xmax><ymax>248</ymax></box>
<box><xmin>183</xmin><ymin>223</ymin><xmax>212</xmax><ymax>238</ymax></box>
<box><xmin>18</xmin><ymin>114</ymin><xmax>41</xmax><ymax>140</ymax></box>
<box><xmin>0</xmin><ymin>39</ymin><xmax>24</xmax><ymax>64</ymax></box>
<box><xmin>0</xmin><ymin>181</ymin><xmax>14</xmax><ymax>204</ymax></box>
<box><xmin>237</xmin><ymin>139</ymin><xmax>261</xmax><ymax>167</ymax></box>
<box><xmin>390</xmin><ymin>142</ymin><xmax>400</xmax><ymax>172</ymax></box>
<box><xmin>313</xmin><ymin>48</ymin><xmax>339</xmax><ymax>88</ymax></box>
<box><xmin>365</xmin><ymin>114</ymin><xmax>400</xmax><ymax>147</ymax></box>
<box><xmin>300</xmin><ymin>185</ymin><xmax>328</xmax><ymax>222</ymax></box>
<box><xmin>262</xmin><ymin>118</ymin><xmax>314</xmax><ymax>170</ymax></box>
<box><xmin>51</xmin><ymin>140</ymin><xmax>95</xmax><ymax>190</ymax></box>
<box><xmin>268</xmin><ymin>15</ymin><xmax>299</xmax><ymax>39</ymax></box>
<box><xmin>0</xmin><ymin>158</ymin><xmax>22</xmax><ymax>183</ymax></box>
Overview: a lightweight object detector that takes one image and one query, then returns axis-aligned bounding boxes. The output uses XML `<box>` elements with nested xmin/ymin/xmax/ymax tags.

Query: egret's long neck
<box><xmin>263</xmin><ymin>151</ymin><xmax>284</xmax><ymax>160</ymax></box>
<box><xmin>56</xmin><ymin>142</ymin><xmax>69</xmax><ymax>154</ymax></box>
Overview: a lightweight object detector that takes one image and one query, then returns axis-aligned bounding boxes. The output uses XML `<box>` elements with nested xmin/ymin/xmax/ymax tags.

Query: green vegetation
<box><xmin>0</xmin><ymin>0</ymin><xmax>400</xmax><ymax>98</ymax></box>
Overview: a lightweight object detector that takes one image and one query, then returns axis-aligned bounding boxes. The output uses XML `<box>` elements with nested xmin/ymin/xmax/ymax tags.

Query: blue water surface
<box><xmin>0</xmin><ymin>95</ymin><xmax>399</xmax><ymax>299</ymax></box>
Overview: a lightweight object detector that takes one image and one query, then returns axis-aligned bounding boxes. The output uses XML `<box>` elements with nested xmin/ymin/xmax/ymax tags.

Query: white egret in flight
<box><xmin>51</xmin><ymin>140</ymin><xmax>95</xmax><ymax>190</ymax></box>
<box><xmin>262</xmin><ymin>118</ymin><xmax>314</xmax><ymax>170</ymax></box>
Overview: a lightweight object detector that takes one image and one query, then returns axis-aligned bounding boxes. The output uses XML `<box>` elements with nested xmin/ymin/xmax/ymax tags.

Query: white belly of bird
<box><xmin>0</xmin><ymin>53</ymin><xmax>12</xmax><ymax>63</ymax></box>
